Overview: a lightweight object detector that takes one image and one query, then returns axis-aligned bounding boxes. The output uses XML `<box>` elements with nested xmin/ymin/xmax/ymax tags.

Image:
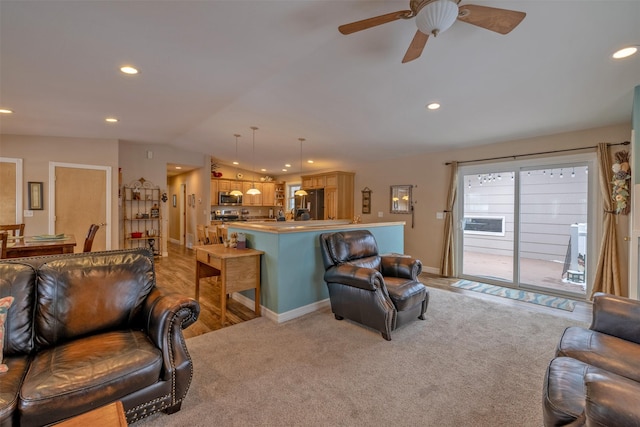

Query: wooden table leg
<box><xmin>254</xmin><ymin>256</ymin><xmax>261</xmax><ymax>316</ymax></box>
<box><xmin>195</xmin><ymin>261</ymin><xmax>201</xmax><ymax>301</ymax></box>
<box><xmin>220</xmin><ymin>263</ymin><xmax>227</xmax><ymax>325</ymax></box>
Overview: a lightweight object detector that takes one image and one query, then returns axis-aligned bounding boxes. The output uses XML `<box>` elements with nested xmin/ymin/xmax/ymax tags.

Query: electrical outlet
<box><xmin>436</xmin><ymin>212</ymin><xmax>444</xmax><ymax>220</ymax></box>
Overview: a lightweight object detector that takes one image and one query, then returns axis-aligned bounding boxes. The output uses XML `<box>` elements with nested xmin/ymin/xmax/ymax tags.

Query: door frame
<box><xmin>0</xmin><ymin>157</ymin><xmax>24</xmax><ymax>223</ymax></box>
<box><xmin>455</xmin><ymin>153</ymin><xmax>599</xmax><ymax>298</ymax></box>
<box><xmin>48</xmin><ymin>162</ymin><xmax>112</xmax><ymax>249</ymax></box>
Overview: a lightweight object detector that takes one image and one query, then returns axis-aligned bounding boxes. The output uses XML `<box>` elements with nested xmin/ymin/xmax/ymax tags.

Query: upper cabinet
<box><xmin>301</xmin><ymin>171</ymin><xmax>355</xmax><ymax>219</ymax></box>
<box><xmin>211</xmin><ymin>179</ymin><xmax>278</xmax><ymax>207</ymax></box>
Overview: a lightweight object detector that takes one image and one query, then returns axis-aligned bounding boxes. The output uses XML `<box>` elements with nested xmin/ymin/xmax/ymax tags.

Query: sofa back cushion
<box><xmin>0</xmin><ymin>262</ymin><xmax>36</xmax><ymax>355</ymax></box>
<box><xmin>34</xmin><ymin>249</ymin><xmax>155</xmax><ymax>349</ymax></box>
<box><xmin>320</xmin><ymin>230</ymin><xmax>381</xmax><ymax>271</ymax></box>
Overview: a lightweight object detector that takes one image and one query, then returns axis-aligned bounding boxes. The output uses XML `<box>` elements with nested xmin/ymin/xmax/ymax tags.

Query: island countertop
<box><xmin>224</xmin><ymin>220</ymin><xmax>406</xmax><ymax>234</ymax></box>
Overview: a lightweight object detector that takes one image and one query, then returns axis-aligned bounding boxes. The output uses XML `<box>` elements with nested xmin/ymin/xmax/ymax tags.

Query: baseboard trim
<box><xmin>232</xmin><ymin>293</ymin><xmax>330</xmax><ymax>323</ymax></box>
<box><xmin>422</xmin><ymin>265</ymin><xmax>439</xmax><ymax>275</ymax></box>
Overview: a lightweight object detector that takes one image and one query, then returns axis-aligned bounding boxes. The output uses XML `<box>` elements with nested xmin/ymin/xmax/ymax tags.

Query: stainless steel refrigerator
<box><xmin>295</xmin><ymin>188</ymin><xmax>324</xmax><ymax>220</ymax></box>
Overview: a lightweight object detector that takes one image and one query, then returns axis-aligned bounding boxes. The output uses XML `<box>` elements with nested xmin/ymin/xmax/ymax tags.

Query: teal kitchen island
<box><xmin>226</xmin><ymin>220</ymin><xmax>407</xmax><ymax>322</ymax></box>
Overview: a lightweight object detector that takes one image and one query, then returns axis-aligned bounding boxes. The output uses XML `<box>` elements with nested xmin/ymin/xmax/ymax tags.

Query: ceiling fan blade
<box><xmin>457</xmin><ymin>4</ymin><xmax>526</xmax><ymax>35</ymax></box>
<box><xmin>402</xmin><ymin>30</ymin><xmax>429</xmax><ymax>63</ymax></box>
<box><xmin>339</xmin><ymin>10</ymin><xmax>412</xmax><ymax>35</ymax></box>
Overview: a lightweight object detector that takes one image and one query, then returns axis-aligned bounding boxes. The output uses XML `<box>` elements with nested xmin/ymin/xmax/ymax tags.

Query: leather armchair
<box><xmin>319</xmin><ymin>230</ymin><xmax>428</xmax><ymax>340</ymax></box>
<box><xmin>543</xmin><ymin>293</ymin><xmax>640</xmax><ymax>426</ymax></box>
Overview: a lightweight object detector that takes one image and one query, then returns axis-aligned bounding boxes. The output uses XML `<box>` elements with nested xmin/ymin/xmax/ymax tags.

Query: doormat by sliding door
<box><xmin>451</xmin><ymin>280</ymin><xmax>576</xmax><ymax>312</ymax></box>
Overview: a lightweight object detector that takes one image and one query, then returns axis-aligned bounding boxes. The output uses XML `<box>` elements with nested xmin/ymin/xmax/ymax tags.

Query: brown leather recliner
<box><xmin>319</xmin><ymin>230</ymin><xmax>429</xmax><ymax>340</ymax></box>
<box><xmin>0</xmin><ymin>248</ymin><xmax>200</xmax><ymax>426</ymax></box>
<box><xmin>543</xmin><ymin>292</ymin><xmax>640</xmax><ymax>426</ymax></box>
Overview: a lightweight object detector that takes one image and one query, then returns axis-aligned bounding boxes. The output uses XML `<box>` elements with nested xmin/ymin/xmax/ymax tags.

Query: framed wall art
<box><xmin>361</xmin><ymin>187</ymin><xmax>371</xmax><ymax>214</ymax></box>
<box><xmin>28</xmin><ymin>181</ymin><xmax>44</xmax><ymax>210</ymax></box>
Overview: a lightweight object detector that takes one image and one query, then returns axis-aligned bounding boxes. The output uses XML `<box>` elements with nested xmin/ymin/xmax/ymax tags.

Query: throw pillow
<box><xmin>0</xmin><ymin>296</ymin><xmax>14</xmax><ymax>373</ymax></box>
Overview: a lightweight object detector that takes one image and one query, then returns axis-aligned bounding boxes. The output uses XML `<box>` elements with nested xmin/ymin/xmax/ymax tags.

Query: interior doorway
<box><xmin>0</xmin><ymin>157</ymin><xmax>23</xmax><ymax>223</ymax></box>
<box><xmin>49</xmin><ymin>162</ymin><xmax>110</xmax><ymax>252</ymax></box>
<box><xmin>457</xmin><ymin>155</ymin><xmax>596</xmax><ymax>299</ymax></box>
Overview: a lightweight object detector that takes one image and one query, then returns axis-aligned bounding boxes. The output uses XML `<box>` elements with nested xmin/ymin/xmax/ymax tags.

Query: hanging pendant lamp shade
<box><xmin>246</xmin><ymin>126</ymin><xmax>261</xmax><ymax>195</ymax></box>
<box><xmin>230</xmin><ymin>134</ymin><xmax>243</xmax><ymax>196</ymax></box>
<box><xmin>294</xmin><ymin>137</ymin><xmax>308</xmax><ymax>196</ymax></box>
<box><xmin>415</xmin><ymin>0</ymin><xmax>459</xmax><ymax>37</ymax></box>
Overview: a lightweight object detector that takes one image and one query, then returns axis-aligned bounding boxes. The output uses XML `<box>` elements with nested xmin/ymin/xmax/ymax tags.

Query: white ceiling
<box><xmin>1</xmin><ymin>1</ymin><xmax>639</xmax><ymax>175</ymax></box>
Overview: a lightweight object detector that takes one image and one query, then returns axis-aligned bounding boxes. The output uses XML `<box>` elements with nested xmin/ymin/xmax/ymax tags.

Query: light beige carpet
<box><xmin>138</xmin><ymin>287</ymin><xmax>587</xmax><ymax>426</ymax></box>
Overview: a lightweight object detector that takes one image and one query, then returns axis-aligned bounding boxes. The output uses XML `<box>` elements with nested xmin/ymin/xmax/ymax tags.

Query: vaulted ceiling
<box><xmin>1</xmin><ymin>1</ymin><xmax>638</xmax><ymax>175</ymax></box>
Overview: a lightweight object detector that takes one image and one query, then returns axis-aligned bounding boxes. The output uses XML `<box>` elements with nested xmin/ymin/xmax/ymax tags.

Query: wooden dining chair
<box><xmin>0</xmin><ymin>223</ymin><xmax>25</xmax><ymax>237</ymax></box>
<box><xmin>83</xmin><ymin>224</ymin><xmax>100</xmax><ymax>252</ymax></box>
<box><xmin>0</xmin><ymin>232</ymin><xmax>7</xmax><ymax>259</ymax></box>
<box><xmin>196</xmin><ymin>225</ymin><xmax>209</xmax><ymax>245</ymax></box>
<box><xmin>207</xmin><ymin>227</ymin><xmax>220</xmax><ymax>245</ymax></box>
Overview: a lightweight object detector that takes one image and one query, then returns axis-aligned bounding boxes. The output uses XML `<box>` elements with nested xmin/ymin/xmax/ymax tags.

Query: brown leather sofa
<box><xmin>0</xmin><ymin>248</ymin><xmax>200</xmax><ymax>426</ymax></box>
<box><xmin>319</xmin><ymin>230</ymin><xmax>429</xmax><ymax>340</ymax></box>
<box><xmin>543</xmin><ymin>292</ymin><xmax>640</xmax><ymax>426</ymax></box>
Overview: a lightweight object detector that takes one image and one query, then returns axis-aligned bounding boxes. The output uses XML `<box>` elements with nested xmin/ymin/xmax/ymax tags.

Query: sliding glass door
<box><xmin>457</xmin><ymin>156</ymin><xmax>594</xmax><ymax>298</ymax></box>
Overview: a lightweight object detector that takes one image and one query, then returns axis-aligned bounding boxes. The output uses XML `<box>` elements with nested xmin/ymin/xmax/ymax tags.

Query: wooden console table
<box><xmin>194</xmin><ymin>245</ymin><xmax>264</xmax><ymax>325</ymax></box>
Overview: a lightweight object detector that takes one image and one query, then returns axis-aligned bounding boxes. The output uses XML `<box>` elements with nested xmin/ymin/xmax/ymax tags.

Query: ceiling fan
<box><xmin>339</xmin><ymin>0</ymin><xmax>526</xmax><ymax>63</ymax></box>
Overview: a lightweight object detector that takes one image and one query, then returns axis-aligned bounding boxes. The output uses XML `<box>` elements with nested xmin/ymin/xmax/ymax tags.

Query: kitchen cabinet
<box><xmin>262</xmin><ymin>182</ymin><xmax>275</xmax><ymax>207</ymax></box>
<box><xmin>301</xmin><ymin>171</ymin><xmax>354</xmax><ymax>219</ymax></box>
<box><xmin>218</xmin><ymin>180</ymin><xmax>232</xmax><ymax>192</ymax></box>
<box><xmin>210</xmin><ymin>179</ymin><xmax>218</xmax><ymax>205</ymax></box>
<box><xmin>242</xmin><ymin>182</ymin><xmax>263</xmax><ymax>206</ymax></box>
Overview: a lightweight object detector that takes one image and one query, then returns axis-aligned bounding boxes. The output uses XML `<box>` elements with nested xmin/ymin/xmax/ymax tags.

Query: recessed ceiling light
<box><xmin>105</xmin><ymin>117</ymin><xmax>118</xmax><ymax>123</ymax></box>
<box><xmin>232</xmin><ymin>161</ymin><xmax>239</xmax><ymax>165</ymax></box>
<box><xmin>285</xmin><ymin>164</ymin><xmax>291</xmax><ymax>168</ymax></box>
<box><xmin>0</xmin><ymin>108</ymin><xmax>13</xmax><ymax>114</ymax></box>
<box><xmin>120</xmin><ymin>65</ymin><xmax>139</xmax><ymax>75</ymax></box>
<box><xmin>612</xmin><ymin>46</ymin><xmax>638</xmax><ymax>59</ymax></box>
<box><xmin>307</xmin><ymin>160</ymin><xmax>314</xmax><ymax>164</ymax></box>
<box><xmin>426</xmin><ymin>103</ymin><xmax>441</xmax><ymax>110</ymax></box>
<box><xmin>261</xmin><ymin>168</ymin><xmax>267</xmax><ymax>172</ymax></box>
<box><xmin>282</xmin><ymin>169</ymin><xmax>288</xmax><ymax>172</ymax></box>
<box><xmin>175</xmin><ymin>166</ymin><xmax>182</xmax><ymax>170</ymax></box>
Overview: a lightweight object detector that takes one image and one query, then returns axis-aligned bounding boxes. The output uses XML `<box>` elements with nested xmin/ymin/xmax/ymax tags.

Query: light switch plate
<box><xmin>24</xmin><ymin>210</ymin><xmax>33</xmax><ymax>217</ymax></box>
<box><xmin>436</xmin><ymin>212</ymin><xmax>444</xmax><ymax>220</ymax></box>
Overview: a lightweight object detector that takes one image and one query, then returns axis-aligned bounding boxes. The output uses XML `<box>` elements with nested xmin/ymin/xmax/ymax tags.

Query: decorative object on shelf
<box><xmin>294</xmin><ymin>138</ymin><xmax>308</xmax><ymax>197</ymax></box>
<box><xmin>211</xmin><ymin>157</ymin><xmax>221</xmax><ymax>178</ymax></box>
<box><xmin>230</xmin><ymin>134</ymin><xmax>244</xmax><ymax>196</ymax></box>
<box><xmin>161</xmin><ymin>192</ymin><xmax>168</xmax><ymax>203</ymax></box>
<box><xmin>28</xmin><ymin>181</ymin><xmax>44</xmax><ymax>210</ymax></box>
<box><xmin>246</xmin><ymin>127</ymin><xmax>261</xmax><ymax>195</ymax></box>
<box><xmin>151</xmin><ymin>204</ymin><xmax>159</xmax><ymax>218</ymax></box>
<box><xmin>611</xmin><ymin>150</ymin><xmax>631</xmax><ymax>215</ymax></box>
<box><xmin>361</xmin><ymin>187</ymin><xmax>372</xmax><ymax>214</ymax></box>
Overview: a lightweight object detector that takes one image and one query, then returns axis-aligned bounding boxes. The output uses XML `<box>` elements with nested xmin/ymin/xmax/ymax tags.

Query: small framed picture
<box><xmin>172</xmin><ymin>194</ymin><xmax>177</xmax><ymax>207</ymax></box>
<box><xmin>28</xmin><ymin>182</ymin><xmax>44</xmax><ymax>210</ymax></box>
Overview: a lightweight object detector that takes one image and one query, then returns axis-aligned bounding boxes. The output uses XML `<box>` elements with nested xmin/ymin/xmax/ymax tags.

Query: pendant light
<box><xmin>294</xmin><ymin>137</ymin><xmax>308</xmax><ymax>197</ymax></box>
<box><xmin>246</xmin><ymin>126</ymin><xmax>261</xmax><ymax>195</ymax></box>
<box><xmin>229</xmin><ymin>134</ymin><xmax>243</xmax><ymax>197</ymax></box>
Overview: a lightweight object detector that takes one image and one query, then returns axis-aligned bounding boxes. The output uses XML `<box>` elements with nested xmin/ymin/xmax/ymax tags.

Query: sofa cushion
<box><xmin>0</xmin><ymin>355</ymin><xmax>30</xmax><ymax>425</ymax></box>
<box><xmin>34</xmin><ymin>251</ymin><xmax>155</xmax><ymax>348</ymax></box>
<box><xmin>0</xmin><ymin>263</ymin><xmax>36</xmax><ymax>356</ymax></box>
<box><xmin>325</xmin><ymin>230</ymin><xmax>381</xmax><ymax>268</ymax></box>
<box><xmin>557</xmin><ymin>326</ymin><xmax>640</xmax><ymax>383</ymax></box>
<box><xmin>0</xmin><ymin>296</ymin><xmax>14</xmax><ymax>373</ymax></box>
<box><xmin>384</xmin><ymin>277</ymin><xmax>427</xmax><ymax>311</ymax></box>
<box><xmin>19</xmin><ymin>330</ymin><xmax>162</xmax><ymax>427</ymax></box>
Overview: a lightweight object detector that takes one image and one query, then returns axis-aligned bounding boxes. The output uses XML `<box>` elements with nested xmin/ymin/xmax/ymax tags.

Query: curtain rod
<box><xmin>444</xmin><ymin>141</ymin><xmax>630</xmax><ymax>166</ymax></box>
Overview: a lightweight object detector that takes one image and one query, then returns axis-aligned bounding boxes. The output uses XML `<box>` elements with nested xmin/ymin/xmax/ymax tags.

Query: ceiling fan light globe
<box><xmin>415</xmin><ymin>0</ymin><xmax>459</xmax><ymax>37</ymax></box>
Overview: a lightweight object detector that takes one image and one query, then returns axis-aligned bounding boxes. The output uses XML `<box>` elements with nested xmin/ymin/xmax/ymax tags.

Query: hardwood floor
<box><xmin>155</xmin><ymin>242</ymin><xmax>592</xmax><ymax>339</ymax></box>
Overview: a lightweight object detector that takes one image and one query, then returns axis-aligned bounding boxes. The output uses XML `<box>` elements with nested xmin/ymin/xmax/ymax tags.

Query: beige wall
<box><xmin>118</xmin><ymin>141</ymin><xmax>209</xmax><ymax>254</ymax></box>
<box><xmin>0</xmin><ymin>134</ymin><xmax>120</xmax><ymax>248</ymax></box>
<box><xmin>350</xmin><ymin>123</ymin><xmax>632</xmax><ymax>293</ymax></box>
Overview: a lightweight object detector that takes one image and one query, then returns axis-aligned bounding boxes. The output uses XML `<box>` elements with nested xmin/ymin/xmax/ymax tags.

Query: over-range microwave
<box><xmin>218</xmin><ymin>191</ymin><xmax>242</xmax><ymax>206</ymax></box>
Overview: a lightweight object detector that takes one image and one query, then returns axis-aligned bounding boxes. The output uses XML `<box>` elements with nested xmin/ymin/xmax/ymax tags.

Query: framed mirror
<box><xmin>390</xmin><ymin>185</ymin><xmax>412</xmax><ymax>214</ymax></box>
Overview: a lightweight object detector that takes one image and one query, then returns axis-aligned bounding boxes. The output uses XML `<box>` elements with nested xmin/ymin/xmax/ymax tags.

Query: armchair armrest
<box><xmin>380</xmin><ymin>256</ymin><xmax>422</xmax><ymax>280</ymax></box>
<box><xmin>141</xmin><ymin>288</ymin><xmax>200</xmax><ymax>391</ymax></box>
<box><xmin>324</xmin><ymin>264</ymin><xmax>385</xmax><ymax>292</ymax></box>
<box><xmin>585</xmin><ymin>372</ymin><xmax>640</xmax><ymax>426</ymax></box>
<box><xmin>590</xmin><ymin>292</ymin><xmax>640</xmax><ymax>344</ymax></box>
